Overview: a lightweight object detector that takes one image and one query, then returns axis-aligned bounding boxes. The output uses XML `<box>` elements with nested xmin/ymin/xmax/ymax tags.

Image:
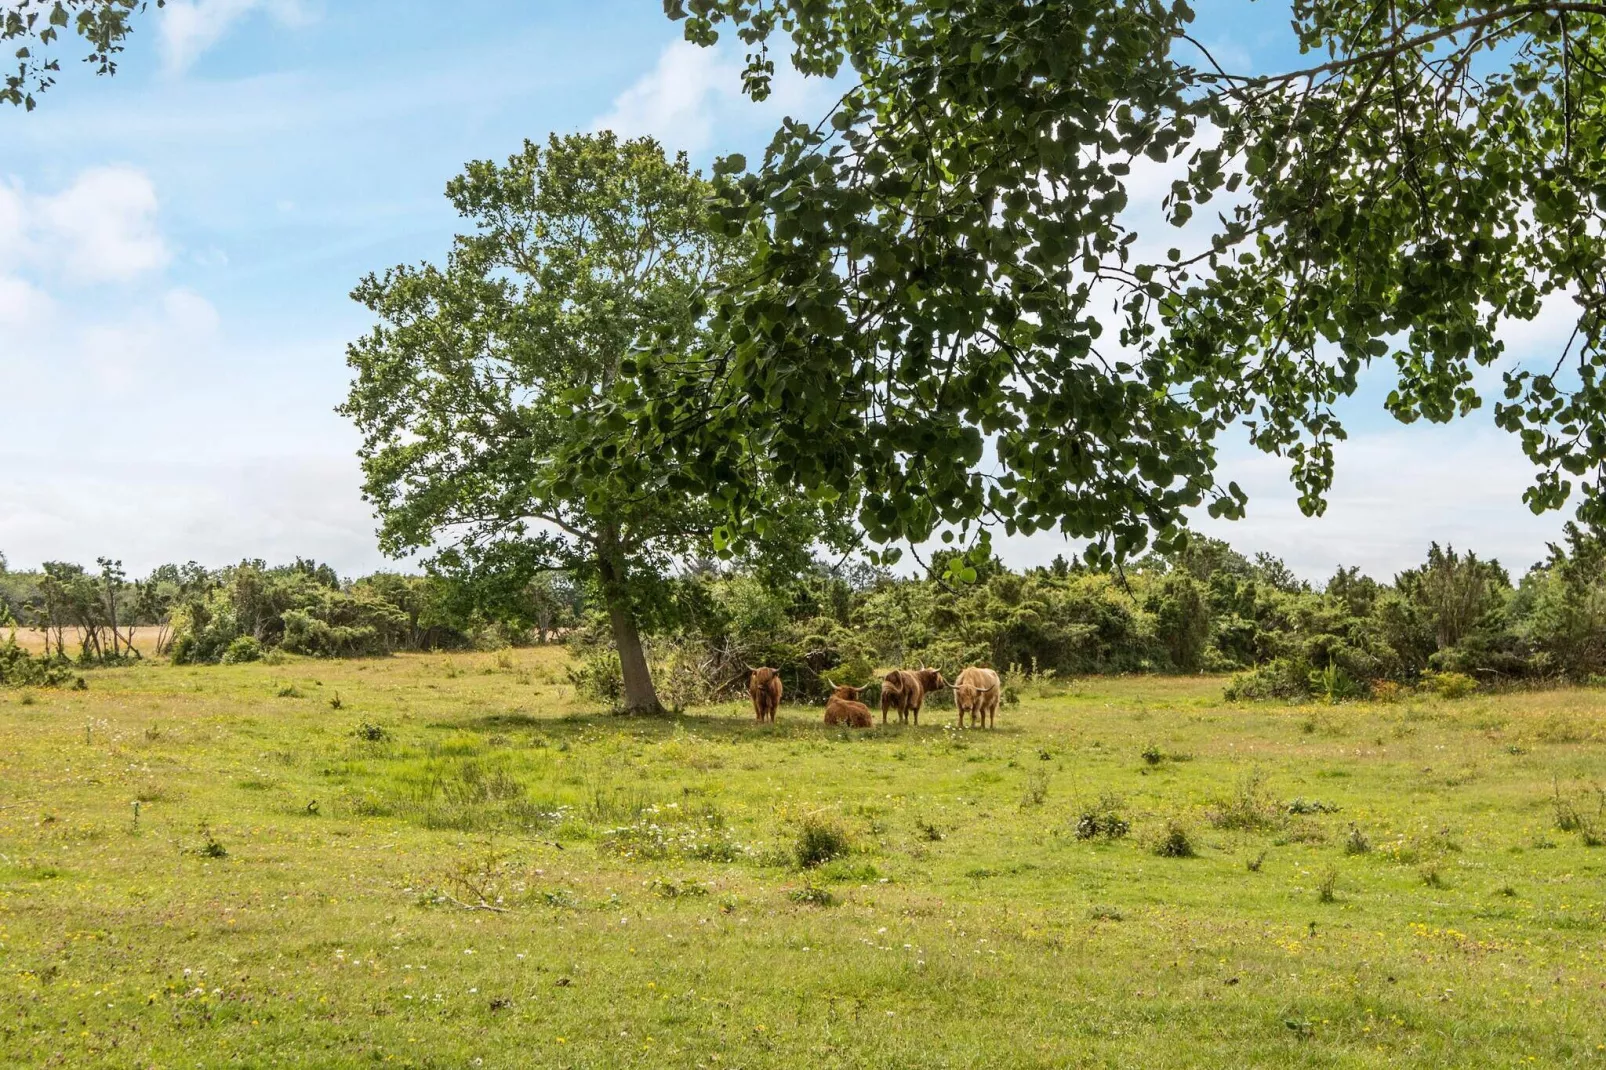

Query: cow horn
<box><xmin>824</xmin><ymin>678</ymin><xmax>839</xmax><ymax>690</ymax></box>
<box><xmin>973</xmin><ymin>684</ymin><xmax>995</xmax><ymax>692</ymax></box>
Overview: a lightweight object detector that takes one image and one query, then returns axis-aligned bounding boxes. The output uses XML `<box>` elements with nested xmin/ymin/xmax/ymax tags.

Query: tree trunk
<box><xmin>596</xmin><ymin>538</ymin><xmax>662</xmax><ymax>715</ymax></box>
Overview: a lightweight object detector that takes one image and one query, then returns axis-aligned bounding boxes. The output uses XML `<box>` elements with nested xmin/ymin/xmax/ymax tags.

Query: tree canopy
<box><xmin>627</xmin><ymin>0</ymin><xmax>1606</xmax><ymax>570</ymax></box>
<box><xmin>342</xmin><ymin>133</ymin><xmax>841</xmax><ymax>713</ymax></box>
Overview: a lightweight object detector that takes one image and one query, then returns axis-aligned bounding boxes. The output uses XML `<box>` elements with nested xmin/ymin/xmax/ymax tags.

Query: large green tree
<box><xmin>629</xmin><ymin>0</ymin><xmax>1606</xmax><ymax>566</ymax></box>
<box><xmin>343</xmin><ymin>133</ymin><xmax>760</xmax><ymax>714</ymax></box>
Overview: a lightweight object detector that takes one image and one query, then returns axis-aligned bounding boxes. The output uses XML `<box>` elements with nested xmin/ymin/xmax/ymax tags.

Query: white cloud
<box><xmin>592</xmin><ymin>38</ymin><xmax>837</xmax><ymax>158</ymax></box>
<box><xmin>160</xmin><ymin>0</ymin><xmax>309</xmax><ymax>76</ymax></box>
<box><xmin>592</xmin><ymin>40</ymin><xmax>738</xmax><ymax>156</ymax></box>
<box><xmin>34</xmin><ymin>165</ymin><xmax>170</xmax><ymax>283</ymax></box>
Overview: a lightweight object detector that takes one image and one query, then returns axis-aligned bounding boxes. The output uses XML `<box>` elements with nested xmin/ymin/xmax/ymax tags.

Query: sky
<box><xmin>0</xmin><ymin>0</ymin><xmax>1583</xmax><ymax>583</ymax></box>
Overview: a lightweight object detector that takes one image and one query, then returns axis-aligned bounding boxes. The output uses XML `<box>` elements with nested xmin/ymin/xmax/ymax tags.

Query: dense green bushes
<box><xmin>565</xmin><ymin>528</ymin><xmax>1606</xmax><ymax>707</ymax></box>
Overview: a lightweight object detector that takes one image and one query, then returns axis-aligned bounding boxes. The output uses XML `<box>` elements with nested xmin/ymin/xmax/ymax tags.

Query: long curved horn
<box><xmin>825</xmin><ymin>678</ymin><xmax>839</xmax><ymax>690</ymax></box>
<box><xmin>972</xmin><ymin>683</ymin><xmax>995</xmax><ymax>692</ymax></box>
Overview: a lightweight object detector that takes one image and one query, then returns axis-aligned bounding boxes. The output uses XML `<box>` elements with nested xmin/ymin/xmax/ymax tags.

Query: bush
<box><xmin>0</xmin><ymin>635</ymin><xmax>75</xmax><ymax>688</ymax></box>
<box><xmin>220</xmin><ymin>636</ymin><xmax>262</xmax><ymax>664</ymax></box>
<box><xmin>1074</xmin><ymin>794</ymin><xmax>1131</xmax><ymax>841</ymax></box>
<box><xmin>794</xmin><ymin>814</ymin><xmax>850</xmax><ymax>869</ymax></box>
<box><xmin>1422</xmin><ymin>671</ymin><xmax>1477</xmax><ymax>699</ymax></box>
<box><xmin>566</xmin><ymin>648</ymin><xmax>624</xmax><ymax>707</ymax></box>
<box><xmin>1153</xmin><ymin>822</ymin><xmax>1196</xmax><ymax>858</ymax></box>
<box><xmin>1224</xmin><ymin>657</ymin><xmax>1313</xmax><ymax>701</ymax></box>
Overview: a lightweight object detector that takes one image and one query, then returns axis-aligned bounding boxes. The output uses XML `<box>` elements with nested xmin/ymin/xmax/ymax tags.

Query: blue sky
<box><xmin>0</xmin><ymin>1</ymin><xmax>1581</xmax><ymax>580</ymax></box>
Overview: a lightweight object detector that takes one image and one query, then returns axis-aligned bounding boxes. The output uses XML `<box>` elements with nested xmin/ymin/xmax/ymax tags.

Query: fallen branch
<box><xmin>440</xmin><ymin>893</ymin><xmax>510</xmax><ymax>914</ymax></box>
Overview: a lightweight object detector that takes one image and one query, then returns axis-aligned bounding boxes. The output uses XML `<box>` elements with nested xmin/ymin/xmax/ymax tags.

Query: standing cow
<box><xmin>823</xmin><ymin>681</ymin><xmax>874</xmax><ymax>728</ymax></box>
<box><xmin>954</xmin><ymin>667</ymin><xmax>1001</xmax><ymax>729</ymax></box>
<box><xmin>748</xmin><ymin>666</ymin><xmax>782</xmax><ymax>722</ymax></box>
<box><xmin>881</xmin><ymin>667</ymin><xmax>948</xmax><ymax>725</ymax></box>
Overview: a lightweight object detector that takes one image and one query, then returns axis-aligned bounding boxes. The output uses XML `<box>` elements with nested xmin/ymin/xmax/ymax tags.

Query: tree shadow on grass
<box><xmin>441</xmin><ymin>707</ymin><xmax>1024</xmax><ymax>743</ymax></box>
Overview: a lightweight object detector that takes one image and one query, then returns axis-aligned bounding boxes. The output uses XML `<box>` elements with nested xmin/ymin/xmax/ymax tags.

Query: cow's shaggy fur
<box><xmin>880</xmin><ymin>667</ymin><xmax>949</xmax><ymax>725</ymax></box>
<box><xmin>824</xmin><ymin>684</ymin><xmax>873</xmax><ymax>728</ymax></box>
<box><xmin>748</xmin><ymin>667</ymin><xmax>782</xmax><ymax>722</ymax></box>
<box><xmin>954</xmin><ymin>666</ymin><xmax>1001</xmax><ymax>729</ymax></box>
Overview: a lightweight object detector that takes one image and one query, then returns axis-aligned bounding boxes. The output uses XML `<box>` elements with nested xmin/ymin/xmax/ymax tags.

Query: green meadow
<box><xmin>3</xmin><ymin>649</ymin><xmax>1606</xmax><ymax>1068</ymax></box>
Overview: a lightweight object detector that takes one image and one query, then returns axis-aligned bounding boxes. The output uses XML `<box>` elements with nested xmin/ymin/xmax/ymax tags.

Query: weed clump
<box><xmin>1343</xmin><ymin>824</ymin><xmax>1372</xmax><ymax>855</ymax></box>
<box><xmin>1019</xmin><ymin>769</ymin><xmax>1050</xmax><ymax>809</ymax></box>
<box><xmin>788</xmin><ymin>884</ymin><xmax>837</xmax><ymax>907</ymax></box>
<box><xmin>1316</xmin><ymin>865</ymin><xmax>1339</xmax><ymax>902</ymax></box>
<box><xmin>1153</xmin><ymin>821</ymin><xmax>1195</xmax><ymax>858</ymax></box>
<box><xmin>914</xmin><ymin>817</ymin><xmax>945</xmax><ymax>842</ymax></box>
<box><xmin>353</xmin><ymin>721</ymin><xmax>390</xmax><ymax>743</ymax></box>
<box><xmin>1074</xmin><ymin>794</ymin><xmax>1131</xmax><ymax>842</ymax></box>
<box><xmin>1208</xmin><ymin>769</ymin><xmax>1281</xmax><ymax>831</ymax></box>
<box><xmin>794</xmin><ymin>814</ymin><xmax>850</xmax><ymax>869</ymax></box>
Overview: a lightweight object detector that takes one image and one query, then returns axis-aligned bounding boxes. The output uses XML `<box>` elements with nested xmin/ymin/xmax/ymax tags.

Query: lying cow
<box><xmin>954</xmin><ymin>666</ymin><xmax>1001</xmax><ymax>729</ymax></box>
<box><xmin>748</xmin><ymin>666</ymin><xmax>782</xmax><ymax>723</ymax></box>
<box><xmin>823</xmin><ymin>681</ymin><xmax>873</xmax><ymax>728</ymax></box>
<box><xmin>880</xmin><ymin>667</ymin><xmax>948</xmax><ymax>725</ymax></box>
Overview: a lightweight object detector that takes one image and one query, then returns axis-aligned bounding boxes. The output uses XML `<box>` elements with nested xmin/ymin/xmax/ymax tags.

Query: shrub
<box><xmin>1309</xmin><ymin>664</ymin><xmax>1364</xmax><ymax>703</ymax></box>
<box><xmin>1141</xmin><ymin>743</ymin><xmax>1163</xmax><ymax>766</ymax></box>
<box><xmin>1316</xmin><ymin>865</ymin><xmax>1339</xmax><ymax>902</ymax></box>
<box><xmin>220</xmin><ymin>636</ymin><xmax>262</xmax><ymax>664</ymax></box>
<box><xmin>1154</xmin><ymin>822</ymin><xmax>1195</xmax><ymax>858</ymax></box>
<box><xmin>1224</xmin><ymin>657</ymin><xmax>1313</xmax><ymax>701</ymax></box>
<box><xmin>794</xmin><ymin>814</ymin><xmax>850</xmax><ymax>869</ymax></box>
<box><xmin>1422</xmin><ymin>671</ymin><xmax>1477</xmax><ymax>699</ymax></box>
<box><xmin>0</xmin><ymin>636</ymin><xmax>75</xmax><ymax>689</ymax></box>
<box><xmin>353</xmin><ymin>721</ymin><xmax>391</xmax><ymax>743</ymax></box>
<box><xmin>1370</xmin><ymin>679</ymin><xmax>1407</xmax><ymax>703</ymax></box>
<box><xmin>1074</xmin><ymin>794</ymin><xmax>1131</xmax><ymax>841</ymax></box>
<box><xmin>566</xmin><ymin>648</ymin><xmax>624</xmax><ymax>707</ymax></box>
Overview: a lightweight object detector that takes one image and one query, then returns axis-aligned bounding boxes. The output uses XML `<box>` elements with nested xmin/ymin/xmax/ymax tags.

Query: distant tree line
<box><xmin>0</xmin><ymin>556</ymin><xmax>581</xmax><ymax>676</ymax></box>
<box><xmin>7</xmin><ymin>528</ymin><xmax>1606</xmax><ymax>702</ymax></box>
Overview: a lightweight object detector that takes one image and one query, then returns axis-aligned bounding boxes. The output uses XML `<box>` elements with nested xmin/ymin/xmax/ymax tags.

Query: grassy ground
<box><xmin>3</xmin><ymin>649</ymin><xmax>1606</xmax><ymax>1068</ymax></box>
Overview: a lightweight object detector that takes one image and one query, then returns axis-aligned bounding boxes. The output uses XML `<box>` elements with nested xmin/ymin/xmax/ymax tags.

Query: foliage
<box><xmin>2</xmin><ymin>0</ymin><xmax>162</xmax><ymax>109</ymax></box>
<box><xmin>794</xmin><ymin>813</ymin><xmax>850</xmax><ymax>869</ymax></box>
<box><xmin>341</xmin><ymin>131</ymin><xmax>848</xmax><ymax>714</ymax></box>
<box><xmin>643</xmin><ymin>0</ymin><xmax>1606</xmax><ymax>563</ymax></box>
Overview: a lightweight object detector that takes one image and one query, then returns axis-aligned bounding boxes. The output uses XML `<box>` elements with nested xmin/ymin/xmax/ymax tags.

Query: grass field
<box><xmin>3</xmin><ymin>649</ymin><xmax>1606</xmax><ymax>1067</ymax></box>
<box><xmin>8</xmin><ymin>628</ymin><xmax>168</xmax><ymax>657</ymax></box>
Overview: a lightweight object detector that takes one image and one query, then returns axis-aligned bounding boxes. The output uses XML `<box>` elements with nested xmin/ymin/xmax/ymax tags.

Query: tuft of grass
<box><xmin>1343</xmin><ymin>823</ymin><xmax>1372</xmax><ymax>855</ymax></box>
<box><xmin>1208</xmin><ymin>769</ymin><xmax>1281</xmax><ymax>831</ymax></box>
<box><xmin>1316</xmin><ymin>865</ymin><xmax>1339</xmax><ymax>902</ymax></box>
<box><xmin>1153</xmin><ymin>821</ymin><xmax>1195</xmax><ymax>858</ymax></box>
<box><xmin>1019</xmin><ymin>768</ymin><xmax>1050</xmax><ymax>809</ymax></box>
<box><xmin>1246</xmin><ymin>850</ymin><xmax>1267</xmax><ymax>872</ymax></box>
<box><xmin>787</xmin><ymin>884</ymin><xmax>837</xmax><ymax>907</ymax></box>
<box><xmin>794</xmin><ymin>814</ymin><xmax>850</xmax><ymax>869</ymax></box>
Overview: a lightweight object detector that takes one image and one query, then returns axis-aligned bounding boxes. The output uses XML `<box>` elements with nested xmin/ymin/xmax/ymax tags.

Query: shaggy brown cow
<box><xmin>823</xmin><ymin>682</ymin><xmax>874</xmax><ymax>728</ymax></box>
<box><xmin>748</xmin><ymin>666</ymin><xmax>782</xmax><ymax>723</ymax></box>
<box><xmin>881</xmin><ymin>667</ymin><xmax>949</xmax><ymax>725</ymax></box>
<box><xmin>954</xmin><ymin>666</ymin><xmax>1001</xmax><ymax>729</ymax></box>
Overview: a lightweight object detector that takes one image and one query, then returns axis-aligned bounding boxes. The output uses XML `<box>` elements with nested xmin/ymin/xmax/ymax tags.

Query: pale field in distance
<box><xmin>7</xmin><ymin>626</ymin><xmax>168</xmax><ymax>656</ymax></box>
